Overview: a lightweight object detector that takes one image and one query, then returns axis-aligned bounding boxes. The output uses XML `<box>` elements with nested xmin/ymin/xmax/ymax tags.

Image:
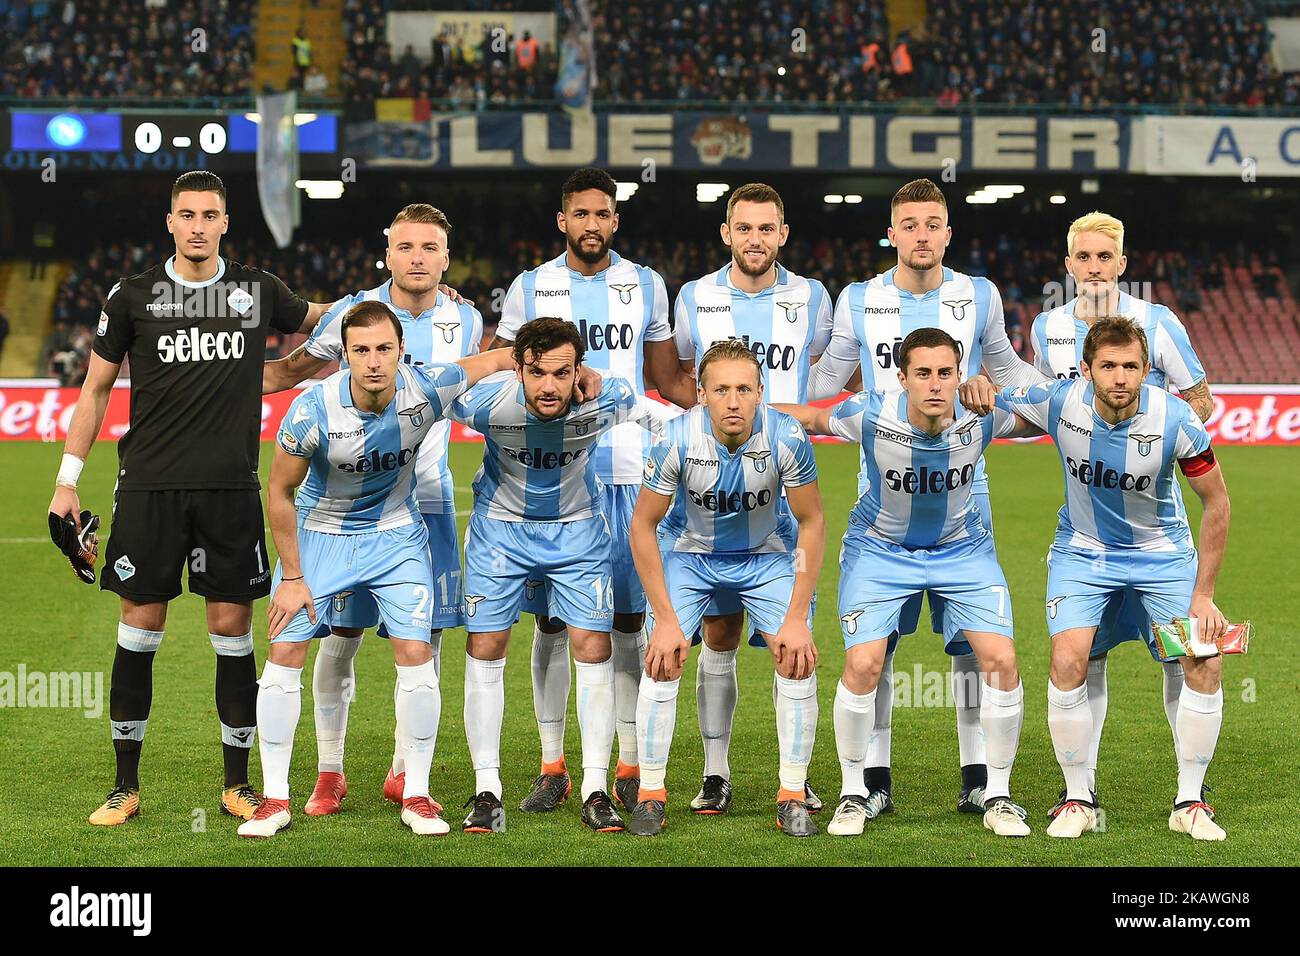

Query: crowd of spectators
<box><xmin>2</xmin><ymin>0</ymin><xmax>1294</xmax><ymax>108</ymax></box>
<box><xmin>0</xmin><ymin>0</ymin><xmax>255</xmax><ymax>100</ymax></box>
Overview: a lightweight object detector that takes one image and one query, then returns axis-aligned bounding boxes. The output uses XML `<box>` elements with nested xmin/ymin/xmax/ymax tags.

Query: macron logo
<box><xmin>50</xmin><ymin>885</ymin><xmax>152</xmax><ymax>936</ymax></box>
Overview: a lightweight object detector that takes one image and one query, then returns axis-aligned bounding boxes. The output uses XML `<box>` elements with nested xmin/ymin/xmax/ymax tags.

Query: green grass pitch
<box><xmin>0</xmin><ymin>440</ymin><xmax>1295</xmax><ymax>866</ymax></box>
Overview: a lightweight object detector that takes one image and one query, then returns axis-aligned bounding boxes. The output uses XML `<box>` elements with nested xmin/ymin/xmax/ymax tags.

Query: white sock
<box><xmin>530</xmin><ymin>625</ymin><xmax>570</xmax><ymax>765</ymax></box>
<box><xmin>1047</xmin><ymin>680</ymin><xmax>1093</xmax><ymax>802</ymax></box>
<box><xmin>1162</xmin><ymin>660</ymin><xmax>1184</xmax><ymax>762</ymax></box>
<box><xmin>775</xmin><ymin>673</ymin><xmax>818</xmax><ymax>794</ymax></box>
<box><xmin>696</xmin><ymin>644</ymin><xmax>737</xmax><ymax>780</ymax></box>
<box><xmin>636</xmin><ymin>673</ymin><xmax>680</xmax><ymax>792</ymax></box>
<box><xmin>313</xmin><ymin>634</ymin><xmax>361</xmax><ymax>774</ymax></box>
<box><xmin>392</xmin><ymin>628</ymin><xmax>440</xmax><ymax>775</ymax></box>
<box><xmin>952</xmin><ymin>652</ymin><xmax>985</xmax><ymax>769</ymax></box>
<box><xmin>834</xmin><ymin>681</ymin><xmax>875</xmax><ymax>798</ymax></box>
<box><xmin>256</xmin><ymin>661</ymin><xmax>302</xmax><ymax>801</ymax></box>
<box><xmin>865</xmin><ymin>652</ymin><xmax>893</xmax><ymax>768</ymax></box>
<box><xmin>395</xmin><ymin>660</ymin><xmax>440</xmax><ymax>799</ymax></box>
<box><xmin>1085</xmin><ymin>657</ymin><xmax>1108</xmax><ymax>792</ymax></box>
<box><xmin>980</xmin><ymin>677</ymin><xmax>1024</xmax><ymax>801</ymax></box>
<box><xmin>611</xmin><ymin>627</ymin><xmax>645</xmax><ymax>767</ymax></box>
<box><xmin>464</xmin><ymin>655</ymin><xmax>506</xmax><ymax>798</ymax></box>
<box><xmin>574</xmin><ymin>657</ymin><xmax>616</xmax><ymax>801</ymax></box>
<box><xmin>1175</xmin><ymin>684</ymin><xmax>1222</xmax><ymax>804</ymax></box>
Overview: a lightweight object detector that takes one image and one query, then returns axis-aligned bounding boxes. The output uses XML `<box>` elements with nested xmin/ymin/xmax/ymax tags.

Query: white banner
<box><xmin>388</xmin><ymin>11</ymin><xmax>556</xmax><ymax>58</ymax></box>
<box><xmin>1142</xmin><ymin>116</ymin><xmax>1300</xmax><ymax>177</ymax></box>
<box><xmin>256</xmin><ymin>91</ymin><xmax>301</xmax><ymax>248</ymax></box>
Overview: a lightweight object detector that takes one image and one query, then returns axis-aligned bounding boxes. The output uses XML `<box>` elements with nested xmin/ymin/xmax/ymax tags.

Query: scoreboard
<box><xmin>1</xmin><ymin>110</ymin><xmax>340</xmax><ymax>172</ymax></box>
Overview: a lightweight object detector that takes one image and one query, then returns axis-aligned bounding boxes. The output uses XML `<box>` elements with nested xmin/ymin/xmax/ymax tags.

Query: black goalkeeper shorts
<box><xmin>100</xmin><ymin>489</ymin><xmax>272</xmax><ymax>604</ymax></box>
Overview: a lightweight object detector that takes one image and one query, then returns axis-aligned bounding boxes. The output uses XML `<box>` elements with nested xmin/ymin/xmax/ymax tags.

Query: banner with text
<box><xmin>344</xmin><ymin>111</ymin><xmax>1137</xmax><ymax>171</ymax></box>
<box><xmin>2</xmin><ymin>384</ymin><xmax>1298</xmax><ymax>445</ymax></box>
<box><xmin>1142</xmin><ymin>116</ymin><xmax>1300</xmax><ymax>177</ymax></box>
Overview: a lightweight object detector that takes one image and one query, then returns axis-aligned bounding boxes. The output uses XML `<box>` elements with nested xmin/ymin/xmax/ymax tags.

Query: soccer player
<box><xmin>996</xmin><ymin>317</ymin><xmax>1232</xmax><ymax>841</ymax></box>
<box><xmin>452</xmin><ymin>317</ymin><xmax>666</xmax><ymax>834</ymax></box>
<box><xmin>779</xmin><ymin>328</ymin><xmax>1035</xmax><ymax>839</ymax></box>
<box><xmin>805</xmin><ymin>178</ymin><xmax>1044</xmax><ymax>820</ymax></box>
<box><xmin>489</xmin><ymin>168</ymin><xmax>692</xmax><ymax>815</ymax></box>
<box><xmin>48</xmin><ymin>171</ymin><xmax>335</xmax><ymax>827</ymax></box>
<box><xmin>238</xmin><ymin>301</ymin><xmax>522</xmax><ymax>838</ymax></box>
<box><xmin>261</xmin><ymin>203</ymin><xmax>487</xmax><ymax>816</ymax></box>
<box><xmin>671</xmin><ymin>182</ymin><xmax>833</xmax><ymax>814</ymax></box>
<box><xmin>1026</xmin><ymin>211</ymin><xmax>1214</xmax><ymax>820</ymax></box>
<box><xmin>627</xmin><ymin>340</ymin><xmax>824</xmax><ymax>837</ymax></box>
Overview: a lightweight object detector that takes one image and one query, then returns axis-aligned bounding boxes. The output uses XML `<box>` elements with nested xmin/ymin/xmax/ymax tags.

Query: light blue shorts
<box><xmin>1045</xmin><ymin>544</ymin><xmax>1197</xmax><ymax>662</ymax></box>
<box><xmin>891</xmin><ymin>487</ymin><xmax>993</xmax><ymax>657</ymax></box>
<box><xmin>464</xmin><ymin>512</ymin><xmax>614</xmax><ymax>633</ymax></box>
<box><xmin>271</xmin><ymin>522</ymin><xmax>434</xmax><ymax>644</ymax></box>
<box><xmin>324</xmin><ymin>512</ymin><xmax>465</xmax><ymax>634</ymax></box>
<box><xmin>649</xmin><ymin>551</ymin><xmax>805</xmax><ymax>641</ymax></box>
<box><xmin>522</xmin><ymin>483</ymin><xmax>645</xmax><ymax>620</ymax></box>
<box><xmin>839</xmin><ymin>527</ymin><xmax>1014</xmax><ymax>651</ymax></box>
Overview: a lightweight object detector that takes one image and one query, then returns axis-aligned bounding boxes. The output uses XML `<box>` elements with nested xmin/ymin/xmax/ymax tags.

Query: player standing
<box><xmin>781</xmin><ymin>328</ymin><xmax>1034</xmax><ymax>838</ymax></box>
<box><xmin>996</xmin><ymin>317</ymin><xmax>1232</xmax><ymax>841</ymax></box>
<box><xmin>489</xmin><ymin>168</ymin><xmax>691</xmax><ymax>815</ymax></box>
<box><xmin>48</xmin><ymin>171</ymin><xmax>333</xmax><ymax>826</ymax></box>
<box><xmin>628</xmin><ymin>341</ymin><xmax>824</xmax><ymax>837</ymax></box>
<box><xmin>238</xmin><ymin>302</ymin><xmax>516</xmax><ymax>838</ymax></box>
<box><xmin>1027</xmin><ymin>211</ymin><xmax>1214</xmax><ymax>819</ymax></box>
<box><xmin>452</xmin><ymin>318</ymin><xmax>666</xmax><ymax>833</ymax></box>
<box><xmin>671</xmin><ymin>182</ymin><xmax>833</xmax><ymax>814</ymax></box>
<box><xmin>262</xmin><ymin>204</ymin><xmax>484</xmax><ymax>815</ymax></box>
<box><xmin>806</xmin><ymin>178</ymin><xmax>1043</xmax><ymax>820</ymax></box>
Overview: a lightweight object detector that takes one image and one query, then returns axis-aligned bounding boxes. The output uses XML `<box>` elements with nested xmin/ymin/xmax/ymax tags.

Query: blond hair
<box><xmin>698</xmin><ymin>339</ymin><xmax>762</xmax><ymax>387</ymax></box>
<box><xmin>389</xmin><ymin>203</ymin><xmax>452</xmax><ymax>237</ymax></box>
<box><xmin>1068</xmin><ymin>211</ymin><xmax>1124</xmax><ymax>257</ymax></box>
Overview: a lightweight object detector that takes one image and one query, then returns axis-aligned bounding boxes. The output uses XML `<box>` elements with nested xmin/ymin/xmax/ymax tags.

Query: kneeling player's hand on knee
<box><xmin>1190</xmin><ymin>593</ymin><xmax>1228</xmax><ymax>646</ymax></box>
<box><xmin>646</xmin><ymin>620</ymin><xmax>689</xmax><ymax>682</ymax></box>
<box><xmin>958</xmin><ymin>375</ymin><xmax>996</xmax><ymax>416</ymax></box>
<box><xmin>772</xmin><ymin>620</ymin><xmax>818</xmax><ymax>680</ymax></box>
<box><xmin>268</xmin><ymin>580</ymin><xmax>315</xmax><ymax>639</ymax></box>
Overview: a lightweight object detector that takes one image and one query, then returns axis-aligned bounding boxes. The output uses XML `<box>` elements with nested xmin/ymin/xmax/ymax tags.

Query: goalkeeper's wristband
<box><xmin>55</xmin><ymin>453</ymin><xmax>85</xmax><ymax>489</ymax></box>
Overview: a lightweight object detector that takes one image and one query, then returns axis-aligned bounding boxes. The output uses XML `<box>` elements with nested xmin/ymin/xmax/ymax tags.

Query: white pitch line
<box><xmin>0</xmin><ymin>537</ymin><xmax>48</xmax><ymax>544</ymax></box>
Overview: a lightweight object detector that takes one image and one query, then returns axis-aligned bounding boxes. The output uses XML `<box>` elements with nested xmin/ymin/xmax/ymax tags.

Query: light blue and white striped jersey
<box><xmin>809</xmin><ymin>266</ymin><xmax>1039</xmax><ymax>493</ymax></box>
<box><xmin>673</xmin><ymin>263</ymin><xmax>833</xmax><ymax>404</ymax></box>
<box><xmin>277</xmin><ymin>362</ymin><xmax>470</xmax><ymax>534</ymax></box>
<box><xmin>304</xmin><ymin>280</ymin><xmax>483</xmax><ymax>514</ymax></box>
<box><xmin>1030</xmin><ymin>292</ymin><xmax>1206</xmax><ymax>389</ymax></box>
<box><xmin>449</xmin><ymin>371</ymin><xmax>665</xmax><ymax>522</ymax></box>
<box><xmin>829</xmin><ymin>390</ymin><xmax>1016</xmax><ymax>549</ymax></box>
<box><xmin>498</xmin><ymin>251</ymin><xmax>671</xmax><ymax>485</ymax></box>
<box><xmin>996</xmin><ymin>380</ymin><xmax>1212</xmax><ymax>552</ymax></box>
<box><xmin>643</xmin><ymin>405</ymin><xmax>817</xmax><ymax>554</ymax></box>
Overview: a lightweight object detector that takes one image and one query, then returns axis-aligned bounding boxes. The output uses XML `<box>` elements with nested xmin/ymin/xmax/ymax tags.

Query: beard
<box><xmin>393</xmin><ymin>271</ymin><xmax>437</xmax><ymax>295</ymax></box>
<box><xmin>526</xmin><ymin>392</ymin><xmax>571</xmax><ymax>420</ymax></box>
<box><xmin>731</xmin><ymin>246</ymin><xmax>777</xmax><ymax>278</ymax></box>
<box><xmin>568</xmin><ymin>232</ymin><xmax>610</xmax><ymax>265</ymax></box>
<box><xmin>1094</xmin><ymin>384</ymin><xmax>1139</xmax><ymax>415</ymax></box>
<box><xmin>902</xmin><ymin>248</ymin><xmax>940</xmax><ymax>271</ymax></box>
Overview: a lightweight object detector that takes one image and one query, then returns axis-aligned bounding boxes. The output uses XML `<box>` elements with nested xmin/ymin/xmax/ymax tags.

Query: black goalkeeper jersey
<box><xmin>92</xmin><ymin>256</ymin><xmax>309</xmax><ymax>491</ymax></box>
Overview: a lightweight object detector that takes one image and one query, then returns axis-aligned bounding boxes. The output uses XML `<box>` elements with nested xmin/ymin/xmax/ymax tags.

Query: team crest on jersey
<box><xmin>841</xmin><ymin>610</ymin><xmax>864</xmax><ymax>635</ymax></box>
<box><xmin>643</xmin><ymin>456</ymin><xmax>657</xmax><ymax>481</ymax></box>
<box><xmin>292</xmin><ymin>403</ymin><xmax>311</xmax><ymax>425</ymax></box>
<box><xmin>399</xmin><ymin>402</ymin><xmax>430</xmax><ymax>428</ymax></box>
<box><xmin>465</xmin><ymin>595</ymin><xmax>486</xmax><ymax>617</ymax></box>
<box><xmin>569</xmin><ymin>415</ymin><xmax>597</xmax><ymax>436</ymax></box>
<box><xmin>227</xmin><ymin>287</ymin><xmax>255</xmax><ymax>316</ymax></box>
<box><xmin>1130</xmin><ymin>433</ymin><xmax>1161</xmax><ymax>457</ymax></box>
<box><xmin>524</xmin><ymin>579</ymin><xmax>544</xmax><ymax>601</ymax></box>
<box><xmin>943</xmin><ymin>298</ymin><xmax>973</xmax><ymax>321</ymax></box>
<box><xmin>1046</xmin><ymin>596</ymin><xmax>1065</xmax><ymax>619</ymax></box>
<box><xmin>609</xmin><ymin>283</ymin><xmax>637</xmax><ymax>306</ymax></box>
<box><xmin>957</xmin><ymin>418</ymin><xmax>980</xmax><ymax>446</ymax></box>
<box><xmin>743</xmin><ymin>450</ymin><xmax>771</xmax><ymax>473</ymax></box>
<box><xmin>332</xmin><ymin>591</ymin><xmax>353</xmax><ymax>614</ymax></box>
<box><xmin>775</xmin><ymin>301</ymin><xmax>803</xmax><ymax>323</ymax></box>
<box><xmin>96</xmin><ymin>310</ymin><xmax>110</xmax><ymax>336</ymax></box>
<box><xmin>433</xmin><ymin>322</ymin><xmax>459</xmax><ymax>344</ymax></box>
<box><xmin>114</xmin><ymin>555</ymin><xmax>136</xmax><ymax>581</ymax></box>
